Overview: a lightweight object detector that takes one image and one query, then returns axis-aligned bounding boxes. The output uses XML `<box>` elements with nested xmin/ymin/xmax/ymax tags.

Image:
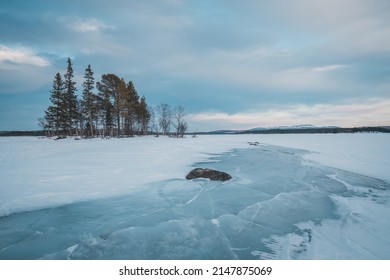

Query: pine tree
<box><xmin>97</xmin><ymin>74</ymin><xmax>120</xmax><ymax>137</ymax></box>
<box><xmin>45</xmin><ymin>72</ymin><xmax>66</xmax><ymax>136</ymax></box>
<box><xmin>76</xmin><ymin>99</ymin><xmax>84</xmax><ymax>138</ymax></box>
<box><xmin>117</xmin><ymin>78</ymin><xmax>129</xmax><ymax>135</ymax></box>
<box><xmin>137</xmin><ymin>95</ymin><xmax>151</xmax><ymax>135</ymax></box>
<box><xmin>63</xmin><ymin>57</ymin><xmax>78</xmax><ymax>136</ymax></box>
<box><xmin>123</xmin><ymin>81</ymin><xmax>140</xmax><ymax>136</ymax></box>
<box><xmin>81</xmin><ymin>64</ymin><xmax>98</xmax><ymax>137</ymax></box>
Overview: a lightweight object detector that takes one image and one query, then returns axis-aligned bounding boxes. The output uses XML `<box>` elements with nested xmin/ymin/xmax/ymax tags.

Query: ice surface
<box><xmin>0</xmin><ymin>135</ymin><xmax>389</xmax><ymax>259</ymax></box>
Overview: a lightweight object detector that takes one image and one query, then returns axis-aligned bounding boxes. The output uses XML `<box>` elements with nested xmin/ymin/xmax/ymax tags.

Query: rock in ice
<box><xmin>186</xmin><ymin>168</ymin><xmax>232</xmax><ymax>181</ymax></box>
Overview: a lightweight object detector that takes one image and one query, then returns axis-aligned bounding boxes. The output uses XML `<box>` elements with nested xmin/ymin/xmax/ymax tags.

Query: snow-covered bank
<box><xmin>0</xmin><ymin>134</ymin><xmax>389</xmax><ymax>217</ymax></box>
<box><xmin>258</xmin><ymin>133</ymin><xmax>390</xmax><ymax>182</ymax></box>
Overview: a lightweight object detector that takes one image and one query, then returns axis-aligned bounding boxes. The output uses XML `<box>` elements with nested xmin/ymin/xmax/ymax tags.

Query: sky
<box><xmin>1</xmin><ymin>0</ymin><xmax>390</xmax><ymax>132</ymax></box>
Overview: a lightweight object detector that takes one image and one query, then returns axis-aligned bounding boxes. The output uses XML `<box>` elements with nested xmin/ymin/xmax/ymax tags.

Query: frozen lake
<box><xmin>0</xmin><ymin>135</ymin><xmax>389</xmax><ymax>259</ymax></box>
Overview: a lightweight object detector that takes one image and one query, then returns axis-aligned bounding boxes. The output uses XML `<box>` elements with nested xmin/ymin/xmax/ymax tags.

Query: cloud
<box><xmin>188</xmin><ymin>98</ymin><xmax>390</xmax><ymax>131</ymax></box>
<box><xmin>311</xmin><ymin>65</ymin><xmax>347</xmax><ymax>73</ymax></box>
<box><xmin>0</xmin><ymin>45</ymin><xmax>50</xmax><ymax>68</ymax></box>
<box><xmin>0</xmin><ymin>45</ymin><xmax>53</xmax><ymax>94</ymax></box>
<box><xmin>159</xmin><ymin>46</ymin><xmax>349</xmax><ymax>93</ymax></box>
<box><xmin>64</xmin><ymin>17</ymin><xmax>112</xmax><ymax>33</ymax></box>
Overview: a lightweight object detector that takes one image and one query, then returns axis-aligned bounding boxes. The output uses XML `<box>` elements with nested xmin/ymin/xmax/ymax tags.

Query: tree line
<box><xmin>40</xmin><ymin>58</ymin><xmax>187</xmax><ymax>138</ymax></box>
<box><xmin>237</xmin><ymin>127</ymin><xmax>390</xmax><ymax>134</ymax></box>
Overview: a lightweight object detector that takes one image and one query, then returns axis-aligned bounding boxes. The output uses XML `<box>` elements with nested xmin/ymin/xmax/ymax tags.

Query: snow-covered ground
<box><xmin>0</xmin><ymin>136</ymin><xmax>252</xmax><ymax>216</ymax></box>
<box><xmin>258</xmin><ymin>133</ymin><xmax>390</xmax><ymax>183</ymax></box>
<box><xmin>0</xmin><ymin>134</ymin><xmax>389</xmax><ymax>259</ymax></box>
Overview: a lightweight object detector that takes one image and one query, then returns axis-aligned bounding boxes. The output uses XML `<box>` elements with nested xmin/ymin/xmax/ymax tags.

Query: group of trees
<box><xmin>40</xmin><ymin>58</ymin><xmax>187</xmax><ymax>138</ymax></box>
<box><xmin>150</xmin><ymin>103</ymin><xmax>188</xmax><ymax>137</ymax></box>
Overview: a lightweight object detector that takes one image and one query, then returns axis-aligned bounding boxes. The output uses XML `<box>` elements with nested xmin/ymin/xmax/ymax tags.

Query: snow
<box><xmin>0</xmin><ymin>134</ymin><xmax>389</xmax><ymax>259</ymax></box>
<box><xmin>258</xmin><ymin>133</ymin><xmax>390</xmax><ymax>182</ymax></box>
<box><xmin>0</xmin><ymin>136</ymin><xmax>250</xmax><ymax>216</ymax></box>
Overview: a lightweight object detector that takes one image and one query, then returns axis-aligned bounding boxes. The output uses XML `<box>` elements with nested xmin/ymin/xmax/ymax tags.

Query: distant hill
<box><xmin>192</xmin><ymin>129</ymin><xmax>245</xmax><ymax>135</ymax></box>
<box><xmin>247</xmin><ymin>124</ymin><xmax>339</xmax><ymax>132</ymax></box>
<box><xmin>241</xmin><ymin>125</ymin><xmax>390</xmax><ymax>134</ymax></box>
<box><xmin>192</xmin><ymin>125</ymin><xmax>390</xmax><ymax>135</ymax></box>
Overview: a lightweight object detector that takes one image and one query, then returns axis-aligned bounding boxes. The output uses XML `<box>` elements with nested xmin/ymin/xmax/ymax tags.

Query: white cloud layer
<box><xmin>64</xmin><ymin>17</ymin><xmax>112</xmax><ymax>33</ymax></box>
<box><xmin>188</xmin><ymin>98</ymin><xmax>390</xmax><ymax>131</ymax></box>
<box><xmin>311</xmin><ymin>65</ymin><xmax>347</xmax><ymax>73</ymax></box>
<box><xmin>0</xmin><ymin>45</ymin><xmax>50</xmax><ymax>68</ymax></box>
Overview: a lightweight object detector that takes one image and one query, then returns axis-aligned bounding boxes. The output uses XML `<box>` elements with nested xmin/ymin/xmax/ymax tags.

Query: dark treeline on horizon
<box><xmin>0</xmin><ymin>131</ymin><xmax>46</xmax><ymax>137</ymax></box>
<box><xmin>38</xmin><ymin>58</ymin><xmax>187</xmax><ymax>138</ymax></box>
<box><xmin>189</xmin><ymin>126</ymin><xmax>390</xmax><ymax>135</ymax></box>
<box><xmin>238</xmin><ymin>127</ymin><xmax>390</xmax><ymax>134</ymax></box>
